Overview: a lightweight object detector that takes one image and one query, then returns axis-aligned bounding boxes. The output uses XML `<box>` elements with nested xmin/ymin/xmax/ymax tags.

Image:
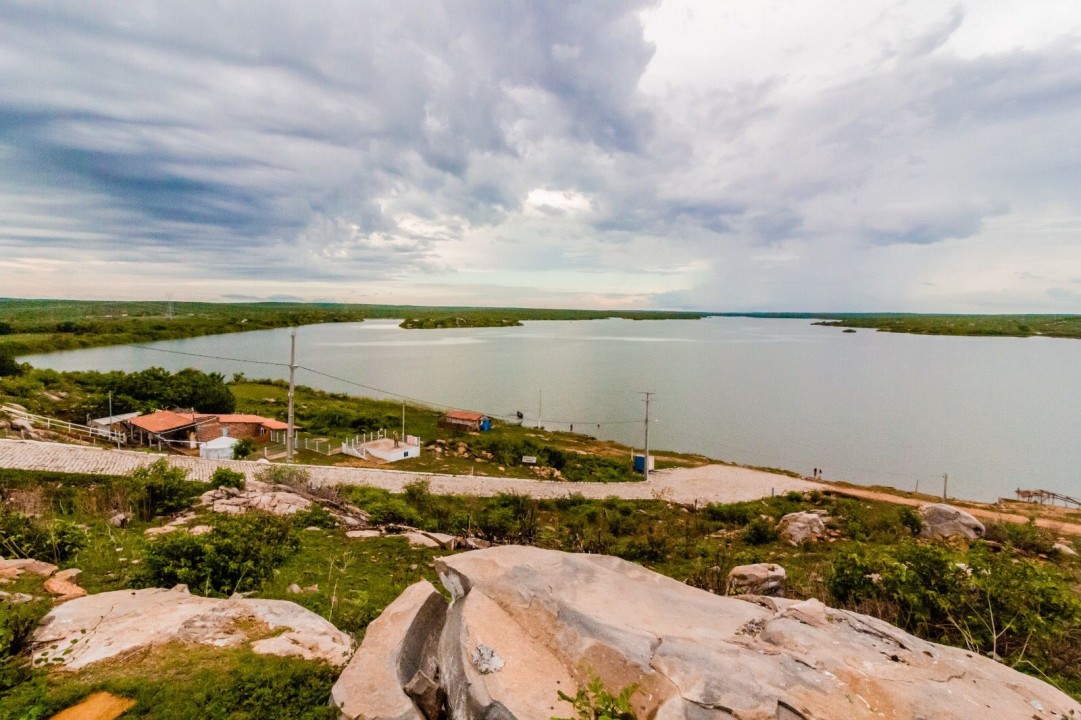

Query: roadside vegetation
<box><xmin>0</xmin><ymin>299</ymin><xmax>706</xmax><ymax>357</ymax></box>
<box><xmin>1</xmin><ymin>466</ymin><xmax>1079</xmax><ymax>715</ymax></box>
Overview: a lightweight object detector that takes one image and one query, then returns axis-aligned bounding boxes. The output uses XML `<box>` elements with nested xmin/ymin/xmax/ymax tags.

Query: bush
<box><xmin>232</xmin><ymin>438</ymin><xmax>256</xmax><ymax>460</ymax></box>
<box><xmin>209</xmin><ymin>467</ymin><xmax>246</xmax><ymax>491</ymax></box>
<box><xmin>703</xmin><ymin>503</ymin><xmax>753</xmax><ymax>525</ymax></box>
<box><xmin>0</xmin><ymin>597</ymin><xmax>51</xmax><ymax>693</ymax></box>
<box><xmin>0</xmin><ymin>510</ymin><xmax>86</xmax><ymax>563</ymax></box>
<box><xmin>137</xmin><ymin>513</ymin><xmax>299</xmax><ymax>596</ymax></box>
<box><xmin>290</xmin><ymin>503</ymin><xmax>337</xmax><ymax>529</ymax></box>
<box><xmin>742</xmin><ymin>518</ymin><xmax>778</xmax><ymax>545</ymax></box>
<box><xmin>898</xmin><ymin>506</ymin><xmax>922</xmax><ymax>536</ymax></box>
<box><xmin>256</xmin><ymin>464</ymin><xmax>311</xmax><ymax>490</ymax></box>
<box><xmin>128</xmin><ymin>459</ymin><xmax>201</xmax><ymax>521</ymax></box>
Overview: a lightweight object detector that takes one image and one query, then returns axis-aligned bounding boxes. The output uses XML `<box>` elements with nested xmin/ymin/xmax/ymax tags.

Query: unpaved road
<box><xmin>3</xmin><ymin>439</ymin><xmax>1078</xmax><ymax>536</ymax></box>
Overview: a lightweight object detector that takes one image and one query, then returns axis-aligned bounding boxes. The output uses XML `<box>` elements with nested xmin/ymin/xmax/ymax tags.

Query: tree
<box><xmin>0</xmin><ymin>350</ymin><xmax>22</xmax><ymax>378</ymax></box>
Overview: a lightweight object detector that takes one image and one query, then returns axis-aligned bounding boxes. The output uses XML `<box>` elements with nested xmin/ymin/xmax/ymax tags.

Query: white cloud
<box><xmin>0</xmin><ymin>1</ymin><xmax>1079</xmax><ymax>310</ymax></box>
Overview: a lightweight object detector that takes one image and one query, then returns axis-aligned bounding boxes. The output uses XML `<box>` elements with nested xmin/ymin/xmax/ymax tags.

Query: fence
<box><xmin>2</xmin><ymin>405</ymin><xmax>125</xmax><ymax>444</ymax></box>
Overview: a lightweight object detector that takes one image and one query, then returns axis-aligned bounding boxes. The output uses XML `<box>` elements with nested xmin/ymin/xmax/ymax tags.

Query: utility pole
<box><xmin>401</xmin><ymin>400</ymin><xmax>406</xmax><ymax>439</ymax></box>
<box><xmin>286</xmin><ymin>331</ymin><xmax>297</xmax><ymax>463</ymax></box>
<box><xmin>942</xmin><ymin>473</ymin><xmax>948</xmax><ymax>501</ymax></box>
<box><xmin>641</xmin><ymin>391</ymin><xmax>654</xmax><ymax>480</ymax></box>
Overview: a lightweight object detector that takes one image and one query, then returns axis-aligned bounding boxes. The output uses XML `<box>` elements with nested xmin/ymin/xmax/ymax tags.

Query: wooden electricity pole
<box><xmin>286</xmin><ymin>330</ymin><xmax>297</xmax><ymax>463</ymax></box>
<box><xmin>641</xmin><ymin>391</ymin><xmax>654</xmax><ymax>481</ymax></box>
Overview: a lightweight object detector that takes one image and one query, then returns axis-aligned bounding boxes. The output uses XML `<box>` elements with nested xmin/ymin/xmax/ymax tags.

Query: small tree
<box><xmin>232</xmin><ymin>438</ymin><xmax>256</xmax><ymax>460</ymax></box>
<box><xmin>128</xmin><ymin>459</ymin><xmax>200</xmax><ymax>521</ymax></box>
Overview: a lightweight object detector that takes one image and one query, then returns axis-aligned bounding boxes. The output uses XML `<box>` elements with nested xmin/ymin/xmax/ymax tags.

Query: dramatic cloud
<box><xmin>1</xmin><ymin>0</ymin><xmax>1079</xmax><ymax>310</ymax></box>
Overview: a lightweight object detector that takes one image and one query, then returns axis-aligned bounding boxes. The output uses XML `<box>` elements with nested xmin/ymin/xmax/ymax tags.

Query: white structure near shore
<box><xmin>341</xmin><ymin>433</ymin><xmax>421</xmax><ymax>463</ymax></box>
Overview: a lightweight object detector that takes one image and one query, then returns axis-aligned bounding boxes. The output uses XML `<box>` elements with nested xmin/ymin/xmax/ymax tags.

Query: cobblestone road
<box><xmin>0</xmin><ymin>439</ymin><xmax>819</xmax><ymax>504</ymax></box>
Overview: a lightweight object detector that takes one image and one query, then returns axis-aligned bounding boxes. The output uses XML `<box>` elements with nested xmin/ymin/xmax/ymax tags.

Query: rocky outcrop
<box><xmin>31</xmin><ymin>585</ymin><xmax>353</xmax><ymax>670</ymax></box>
<box><xmin>919</xmin><ymin>503</ymin><xmax>985</xmax><ymax>540</ymax></box>
<box><xmin>778</xmin><ymin>510</ymin><xmax>828</xmax><ymax>545</ymax></box>
<box><xmin>726</xmin><ymin>562</ymin><xmax>785</xmax><ymax>596</ymax></box>
<box><xmin>197</xmin><ymin>480</ymin><xmax>369</xmax><ymax>527</ymax></box>
<box><xmin>333</xmin><ymin>546</ymin><xmax>1081</xmax><ymax>720</ymax></box>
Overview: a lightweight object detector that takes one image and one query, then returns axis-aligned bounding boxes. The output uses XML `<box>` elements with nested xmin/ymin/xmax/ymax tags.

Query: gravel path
<box><xmin>0</xmin><ymin>439</ymin><xmax>820</xmax><ymax>505</ymax></box>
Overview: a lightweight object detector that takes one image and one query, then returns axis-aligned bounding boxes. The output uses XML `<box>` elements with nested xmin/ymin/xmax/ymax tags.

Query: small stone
<box><xmin>470</xmin><ymin>644</ymin><xmax>504</xmax><ymax>674</ymax></box>
<box><xmin>287</xmin><ymin>583</ymin><xmax>302</xmax><ymax>594</ymax></box>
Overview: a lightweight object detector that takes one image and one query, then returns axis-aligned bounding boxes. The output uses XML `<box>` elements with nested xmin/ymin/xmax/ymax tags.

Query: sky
<box><xmin>1</xmin><ymin>1</ymin><xmax>1080</xmax><ymax>312</ymax></box>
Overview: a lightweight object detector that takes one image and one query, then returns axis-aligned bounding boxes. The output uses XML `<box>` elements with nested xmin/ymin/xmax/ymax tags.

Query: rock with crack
<box><xmin>919</xmin><ymin>503</ymin><xmax>985</xmax><ymax>540</ymax></box>
<box><xmin>336</xmin><ymin>546</ymin><xmax>1081</xmax><ymax>720</ymax></box>
<box><xmin>31</xmin><ymin>585</ymin><xmax>353</xmax><ymax>670</ymax></box>
<box><xmin>778</xmin><ymin>510</ymin><xmax>828</xmax><ymax>545</ymax></box>
<box><xmin>332</xmin><ymin>579</ymin><xmax>448</xmax><ymax>720</ymax></box>
<box><xmin>726</xmin><ymin>562</ymin><xmax>786</xmax><ymax>596</ymax></box>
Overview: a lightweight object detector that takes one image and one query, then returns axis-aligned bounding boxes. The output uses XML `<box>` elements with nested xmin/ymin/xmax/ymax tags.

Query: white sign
<box><xmin>522</xmin><ymin>455</ymin><xmax>537</xmax><ymax>465</ymax></box>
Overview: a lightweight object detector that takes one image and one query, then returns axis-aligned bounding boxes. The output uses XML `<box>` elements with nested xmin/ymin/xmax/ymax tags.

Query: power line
<box><xmin>124</xmin><ymin>344</ymin><xmax>290</xmax><ymax>368</ymax></box>
<box><xmin>119</xmin><ymin>343</ymin><xmax>643</xmax><ymax>428</ymax></box>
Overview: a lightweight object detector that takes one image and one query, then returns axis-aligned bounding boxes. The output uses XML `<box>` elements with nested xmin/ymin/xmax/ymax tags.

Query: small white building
<box><xmin>344</xmin><ymin>434</ymin><xmax>421</xmax><ymax>463</ymax></box>
<box><xmin>89</xmin><ymin>412</ymin><xmax>140</xmax><ymax>438</ymax></box>
<box><xmin>199</xmin><ymin>431</ymin><xmax>239</xmax><ymax>460</ymax></box>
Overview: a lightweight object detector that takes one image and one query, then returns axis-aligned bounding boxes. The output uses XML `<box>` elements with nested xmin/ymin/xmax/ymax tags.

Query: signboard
<box><xmin>522</xmin><ymin>455</ymin><xmax>537</xmax><ymax>465</ymax></box>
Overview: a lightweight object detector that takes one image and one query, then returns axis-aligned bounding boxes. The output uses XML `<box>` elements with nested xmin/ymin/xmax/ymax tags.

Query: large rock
<box><xmin>919</xmin><ymin>503</ymin><xmax>985</xmax><ymax>540</ymax></box>
<box><xmin>332</xmin><ymin>580</ymin><xmax>448</xmax><ymax>720</ymax></box>
<box><xmin>340</xmin><ymin>546</ymin><xmax>1080</xmax><ymax>720</ymax></box>
<box><xmin>778</xmin><ymin>510</ymin><xmax>828</xmax><ymax>545</ymax></box>
<box><xmin>726</xmin><ymin>562</ymin><xmax>785</xmax><ymax>596</ymax></box>
<box><xmin>31</xmin><ymin>586</ymin><xmax>353</xmax><ymax>670</ymax></box>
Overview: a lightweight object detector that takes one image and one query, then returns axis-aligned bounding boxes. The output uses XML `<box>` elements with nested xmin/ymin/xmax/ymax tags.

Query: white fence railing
<box><xmin>2</xmin><ymin>405</ymin><xmax>126</xmax><ymax>443</ymax></box>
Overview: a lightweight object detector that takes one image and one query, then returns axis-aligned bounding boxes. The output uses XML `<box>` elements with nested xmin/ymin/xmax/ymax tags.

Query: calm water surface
<box><xmin>22</xmin><ymin>317</ymin><xmax>1081</xmax><ymax>502</ymax></box>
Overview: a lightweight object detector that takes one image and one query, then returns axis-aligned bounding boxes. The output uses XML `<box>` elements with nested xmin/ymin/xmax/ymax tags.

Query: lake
<box><xmin>21</xmin><ymin>317</ymin><xmax>1081</xmax><ymax>503</ymax></box>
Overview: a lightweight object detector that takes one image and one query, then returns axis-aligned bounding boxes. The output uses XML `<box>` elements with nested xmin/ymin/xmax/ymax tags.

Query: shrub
<box><xmin>554</xmin><ymin>674</ymin><xmax>639</xmax><ymax>720</ymax></box>
<box><xmin>291</xmin><ymin>503</ymin><xmax>337</xmax><ymax>529</ymax></box>
<box><xmin>137</xmin><ymin>513</ymin><xmax>299</xmax><ymax>596</ymax></box>
<box><xmin>209</xmin><ymin>467</ymin><xmax>246</xmax><ymax>491</ymax></box>
<box><xmin>256</xmin><ymin>464</ymin><xmax>311</xmax><ymax>490</ymax></box>
<box><xmin>0</xmin><ymin>597</ymin><xmax>51</xmax><ymax>693</ymax></box>
<box><xmin>703</xmin><ymin>503</ymin><xmax>753</xmax><ymax>525</ymax></box>
<box><xmin>232</xmin><ymin>438</ymin><xmax>256</xmax><ymax>460</ymax></box>
<box><xmin>741</xmin><ymin>518</ymin><xmax>778</xmax><ymax>545</ymax></box>
<box><xmin>128</xmin><ymin>459</ymin><xmax>201</xmax><ymax>521</ymax></box>
<box><xmin>0</xmin><ymin>510</ymin><xmax>86</xmax><ymax>563</ymax></box>
<box><xmin>898</xmin><ymin>506</ymin><xmax>922</xmax><ymax>536</ymax></box>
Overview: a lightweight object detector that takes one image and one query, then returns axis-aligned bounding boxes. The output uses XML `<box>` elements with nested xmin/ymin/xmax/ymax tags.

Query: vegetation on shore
<box><xmin>0</xmin><ymin>299</ymin><xmax>707</xmax><ymax>357</ymax></box>
<box><xmin>1</xmin><ymin>465</ymin><xmax>1079</xmax><ymax>715</ymax></box>
<box><xmin>713</xmin><ymin>312</ymin><xmax>1081</xmax><ymax>339</ymax></box>
<box><xmin>400</xmin><ymin>316</ymin><xmax>522</xmax><ymax>329</ymax></box>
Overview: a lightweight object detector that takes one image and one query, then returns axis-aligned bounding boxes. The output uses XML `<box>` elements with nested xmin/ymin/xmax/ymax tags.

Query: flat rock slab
<box><xmin>0</xmin><ymin>557</ymin><xmax>58</xmax><ymax>580</ymax></box>
<box><xmin>426</xmin><ymin>546</ymin><xmax>1079</xmax><ymax>720</ymax></box>
<box><xmin>32</xmin><ymin>586</ymin><xmax>353</xmax><ymax>670</ymax></box>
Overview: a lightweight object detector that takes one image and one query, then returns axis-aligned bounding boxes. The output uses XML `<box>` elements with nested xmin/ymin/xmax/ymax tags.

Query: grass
<box><xmin>2</xmin><ymin>467</ymin><xmax>1081</xmax><ymax>711</ymax></box>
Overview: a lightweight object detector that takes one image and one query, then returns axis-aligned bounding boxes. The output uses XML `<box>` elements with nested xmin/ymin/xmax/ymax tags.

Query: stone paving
<box><xmin>0</xmin><ymin>439</ymin><xmax>821</xmax><ymax>505</ymax></box>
